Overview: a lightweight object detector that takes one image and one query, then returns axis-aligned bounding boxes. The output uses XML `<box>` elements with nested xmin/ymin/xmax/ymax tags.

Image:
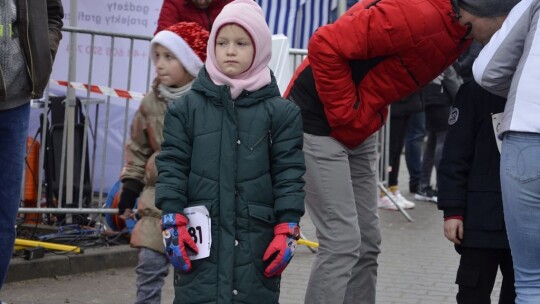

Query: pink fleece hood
<box><xmin>205</xmin><ymin>0</ymin><xmax>272</xmax><ymax>99</ymax></box>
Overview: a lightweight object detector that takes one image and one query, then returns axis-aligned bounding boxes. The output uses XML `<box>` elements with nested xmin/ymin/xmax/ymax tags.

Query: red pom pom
<box><xmin>165</xmin><ymin>22</ymin><xmax>210</xmax><ymax>62</ymax></box>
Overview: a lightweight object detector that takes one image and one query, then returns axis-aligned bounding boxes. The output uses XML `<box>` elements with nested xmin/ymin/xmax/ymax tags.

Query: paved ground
<box><xmin>1</xmin><ymin>159</ymin><xmax>504</xmax><ymax>303</ymax></box>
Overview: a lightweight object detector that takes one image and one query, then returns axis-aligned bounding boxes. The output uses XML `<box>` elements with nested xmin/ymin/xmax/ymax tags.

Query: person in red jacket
<box><xmin>155</xmin><ymin>0</ymin><xmax>232</xmax><ymax>34</ymax></box>
<box><xmin>284</xmin><ymin>0</ymin><xmax>472</xmax><ymax>303</ymax></box>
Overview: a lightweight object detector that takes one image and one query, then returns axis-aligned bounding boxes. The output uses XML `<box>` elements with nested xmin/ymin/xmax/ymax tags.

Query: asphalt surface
<box><xmin>1</xmin><ymin>158</ymin><xmax>504</xmax><ymax>304</ymax></box>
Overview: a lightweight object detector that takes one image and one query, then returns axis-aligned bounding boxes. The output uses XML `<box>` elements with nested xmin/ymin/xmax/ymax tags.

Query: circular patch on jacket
<box><xmin>448</xmin><ymin>107</ymin><xmax>459</xmax><ymax>125</ymax></box>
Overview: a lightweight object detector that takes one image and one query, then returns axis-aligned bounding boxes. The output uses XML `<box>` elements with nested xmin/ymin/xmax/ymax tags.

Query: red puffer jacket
<box><xmin>155</xmin><ymin>0</ymin><xmax>232</xmax><ymax>33</ymax></box>
<box><xmin>306</xmin><ymin>0</ymin><xmax>471</xmax><ymax>148</ymax></box>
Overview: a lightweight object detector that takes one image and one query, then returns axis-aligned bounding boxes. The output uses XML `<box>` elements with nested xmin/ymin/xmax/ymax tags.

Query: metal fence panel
<box><xmin>18</xmin><ymin>28</ymin><xmax>392</xmax><ymax>222</ymax></box>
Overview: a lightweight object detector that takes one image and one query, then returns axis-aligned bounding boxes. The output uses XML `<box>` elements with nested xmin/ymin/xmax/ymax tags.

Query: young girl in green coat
<box><xmin>155</xmin><ymin>1</ymin><xmax>306</xmax><ymax>303</ymax></box>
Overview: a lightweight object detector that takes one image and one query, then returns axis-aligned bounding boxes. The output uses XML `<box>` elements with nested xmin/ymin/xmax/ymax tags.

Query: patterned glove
<box><xmin>263</xmin><ymin>223</ymin><xmax>300</xmax><ymax>278</ymax></box>
<box><xmin>161</xmin><ymin>213</ymin><xmax>198</xmax><ymax>272</ymax></box>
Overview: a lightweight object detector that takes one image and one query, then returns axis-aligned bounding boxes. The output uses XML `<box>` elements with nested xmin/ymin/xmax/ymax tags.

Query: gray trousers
<box><xmin>303</xmin><ymin>133</ymin><xmax>381</xmax><ymax>304</ymax></box>
<box><xmin>135</xmin><ymin>247</ymin><xmax>170</xmax><ymax>304</ymax></box>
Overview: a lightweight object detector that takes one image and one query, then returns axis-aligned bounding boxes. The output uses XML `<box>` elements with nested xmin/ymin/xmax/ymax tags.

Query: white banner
<box><xmin>51</xmin><ymin>0</ymin><xmax>163</xmax><ymax>98</ymax></box>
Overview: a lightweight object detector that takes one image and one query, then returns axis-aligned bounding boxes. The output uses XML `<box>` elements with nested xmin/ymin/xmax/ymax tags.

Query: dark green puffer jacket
<box><xmin>156</xmin><ymin>68</ymin><xmax>305</xmax><ymax>304</ymax></box>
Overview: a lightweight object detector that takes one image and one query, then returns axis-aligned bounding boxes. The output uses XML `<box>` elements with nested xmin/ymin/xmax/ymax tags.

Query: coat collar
<box><xmin>192</xmin><ymin>67</ymin><xmax>281</xmax><ymax>107</ymax></box>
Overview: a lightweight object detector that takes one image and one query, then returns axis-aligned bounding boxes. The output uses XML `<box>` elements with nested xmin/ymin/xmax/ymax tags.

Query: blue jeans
<box><xmin>500</xmin><ymin>132</ymin><xmax>540</xmax><ymax>303</ymax></box>
<box><xmin>404</xmin><ymin>112</ymin><xmax>425</xmax><ymax>191</ymax></box>
<box><xmin>419</xmin><ymin>130</ymin><xmax>447</xmax><ymax>188</ymax></box>
<box><xmin>0</xmin><ymin>103</ymin><xmax>30</xmax><ymax>289</ymax></box>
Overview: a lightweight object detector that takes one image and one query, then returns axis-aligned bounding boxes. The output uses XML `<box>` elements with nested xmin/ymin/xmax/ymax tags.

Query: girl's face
<box><xmin>215</xmin><ymin>24</ymin><xmax>254</xmax><ymax>77</ymax></box>
<box><xmin>153</xmin><ymin>44</ymin><xmax>193</xmax><ymax>88</ymax></box>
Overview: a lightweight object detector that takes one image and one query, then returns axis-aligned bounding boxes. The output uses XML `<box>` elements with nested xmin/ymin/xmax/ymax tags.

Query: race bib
<box><xmin>184</xmin><ymin>206</ymin><xmax>211</xmax><ymax>260</ymax></box>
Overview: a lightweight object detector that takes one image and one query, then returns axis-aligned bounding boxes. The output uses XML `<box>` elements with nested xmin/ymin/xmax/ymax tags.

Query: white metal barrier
<box><xmin>20</xmin><ymin>26</ymin><xmax>153</xmax><ymax>223</ymax></box>
<box><xmin>18</xmin><ymin>28</ymin><xmax>411</xmax><ymax>224</ymax></box>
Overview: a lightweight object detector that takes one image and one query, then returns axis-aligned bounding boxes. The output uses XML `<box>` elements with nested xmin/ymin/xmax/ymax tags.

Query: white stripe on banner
<box><xmin>300</xmin><ymin>0</ymin><xmax>335</xmax><ymax>49</ymax></box>
<box><xmin>256</xmin><ymin>0</ymin><xmax>336</xmax><ymax>49</ymax></box>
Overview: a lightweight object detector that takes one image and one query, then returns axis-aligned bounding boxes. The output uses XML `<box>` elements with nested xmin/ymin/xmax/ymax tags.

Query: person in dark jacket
<box><xmin>0</xmin><ymin>0</ymin><xmax>63</xmax><ymax>292</ymax></box>
<box><xmin>155</xmin><ymin>0</ymin><xmax>232</xmax><ymax>33</ymax></box>
<box><xmin>438</xmin><ymin>81</ymin><xmax>515</xmax><ymax>303</ymax></box>
<box><xmin>415</xmin><ymin>66</ymin><xmax>461</xmax><ymax>203</ymax></box>
<box><xmin>377</xmin><ymin>92</ymin><xmax>423</xmax><ymax>210</ymax></box>
<box><xmin>155</xmin><ymin>1</ymin><xmax>305</xmax><ymax>303</ymax></box>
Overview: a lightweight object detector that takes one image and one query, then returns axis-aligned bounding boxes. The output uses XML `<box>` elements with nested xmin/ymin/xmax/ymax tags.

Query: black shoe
<box><xmin>409</xmin><ymin>183</ymin><xmax>418</xmax><ymax>194</ymax></box>
<box><xmin>414</xmin><ymin>186</ymin><xmax>437</xmax><ymax>203</ymax></box>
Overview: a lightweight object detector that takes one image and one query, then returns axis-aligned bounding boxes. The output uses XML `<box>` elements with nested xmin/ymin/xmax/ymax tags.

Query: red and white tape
<box><xmin>50</xmin><ymin>80</ymin><xmax>145</xmax><ymax>101</ymax></box>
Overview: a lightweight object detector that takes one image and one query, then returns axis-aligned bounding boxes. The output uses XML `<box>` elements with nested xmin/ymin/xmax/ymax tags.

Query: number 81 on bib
<box><xmin>184</xmin><ymin>206</ymin><xmax>212</xmax><ymax>260</ymax></box>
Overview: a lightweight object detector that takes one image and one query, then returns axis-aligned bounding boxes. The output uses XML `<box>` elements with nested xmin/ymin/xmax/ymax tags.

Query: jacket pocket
<box><xmin>248</xmin><ymin>203</ymin><xmax>276</xmax><ymax>224</ymax></box>
<box><xmin>456</xmin><ymin>264</ymin><xmax>480</xmax><ymax>288</ymax></box>
<box><xmin>247</xmin><ymin>203</ymin><xmax>280</xmax><ymax>291</ymax></box>
<box><xmin>503</xmin><ymin>139</ymin><xmax>540</xmax><ymax>183</ymax></box>
<box><xmin>249</xmin><ymin>130</ymin><xmax>271</xmax><ymax>151</ymax></box>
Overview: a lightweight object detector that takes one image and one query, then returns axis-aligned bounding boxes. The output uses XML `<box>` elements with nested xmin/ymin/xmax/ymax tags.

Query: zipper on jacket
<box><xmin>226</xmin><ymin>85</ymin><xmax>234</xmax><ymax>109</ymax></box>
<box><xmin>24</xmin><ymin>0</ymin><xmax>36</xmax><ymax>97</ymax></box>
<box><xmin>0</xmin><ymin>66</ymin><xmax>6</xmax><ymax>100</ymax></box>
<box><xmin>250</xmin><ymin>130</ymin><xmax>271</xmax><ymax>151</ymax></box>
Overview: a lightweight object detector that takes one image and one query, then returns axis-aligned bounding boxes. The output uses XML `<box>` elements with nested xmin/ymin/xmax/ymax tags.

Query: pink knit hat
<box><xmin>205</xmin><ymin>0</ymin><xmax>272</xmax><ymax>99</ymax></box>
